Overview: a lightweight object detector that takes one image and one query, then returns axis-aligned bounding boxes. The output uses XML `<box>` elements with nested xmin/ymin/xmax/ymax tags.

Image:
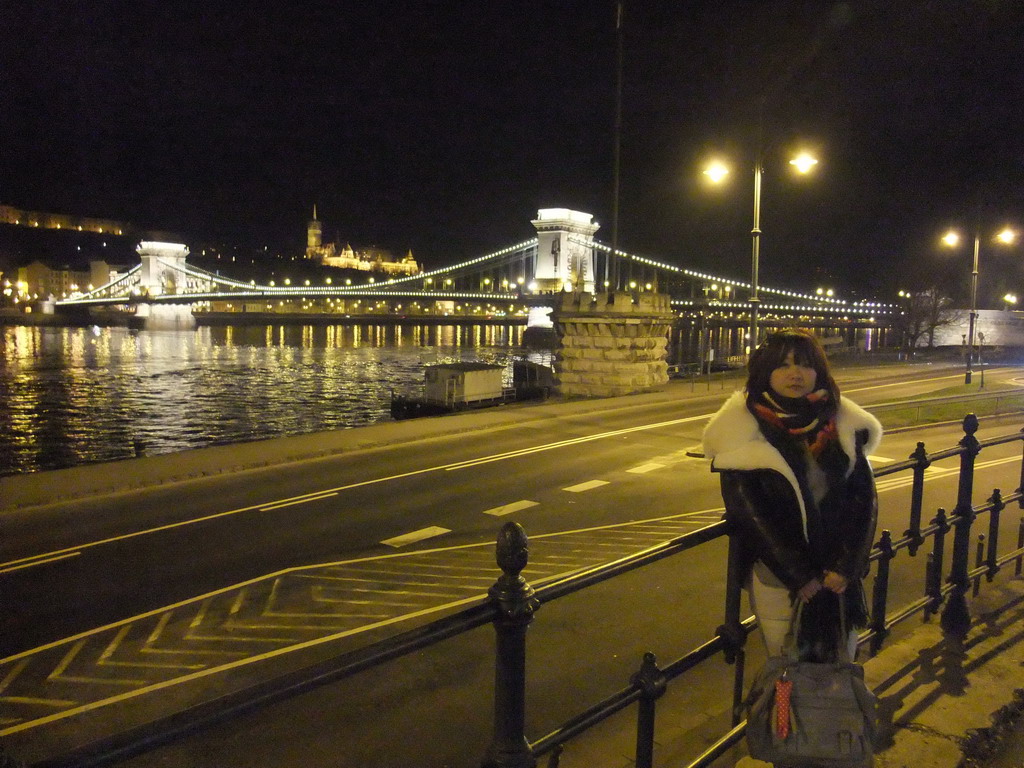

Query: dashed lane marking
<box><xmin>563</xmin><ymin>480</ymin><xmax>610</xmax><ymax>493</ymax></box>
<box><xmin>0</xmin><ymin>414</ymin><xmax>712</xmax><ymax>572</ymax></box>
<box><xmin>627</xmin><ymin>463</ymin><xmax>666</xmax><ymax>474</ymax></box>
<box><xmin>482</xmin><ymin>500</ymin><xmax>540</xmax><ymax>516</ymax></box>
<box><xmin>381</xmin><ymin>526</ymin><xmax>452</xmax><ymax>548</ymax></box>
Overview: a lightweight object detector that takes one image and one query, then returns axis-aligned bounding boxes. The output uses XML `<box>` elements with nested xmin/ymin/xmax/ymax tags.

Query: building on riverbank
<box><xmin>305</xmin><ymin>207</ymin><xmax>420</xmax><ymax>276</ymax></box>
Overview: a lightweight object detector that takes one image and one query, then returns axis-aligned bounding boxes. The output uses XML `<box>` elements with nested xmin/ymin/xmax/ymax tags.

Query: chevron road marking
<box><xmin>0</xmin><ymin>510</ymin><xmax>722</xmax><ymax>737</ymax></box>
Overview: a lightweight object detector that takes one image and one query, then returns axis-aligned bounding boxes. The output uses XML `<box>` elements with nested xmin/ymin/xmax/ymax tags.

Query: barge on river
<box><xmin>390</xmin><ymin>361</ymin><xmax>552</xmax><ymax>419</ymax></box>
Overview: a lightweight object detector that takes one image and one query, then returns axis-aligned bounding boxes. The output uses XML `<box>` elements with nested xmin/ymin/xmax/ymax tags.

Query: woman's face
<box><xmin>768</xmin><ymin>350</ymin><xmax>817</xmax><ymax>399</ymax></box>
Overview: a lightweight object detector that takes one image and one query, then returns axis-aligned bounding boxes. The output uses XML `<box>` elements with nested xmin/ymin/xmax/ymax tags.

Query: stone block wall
<box><xmin>550</xmin><ymin>291</ymin><xmax>674</xmax><ymax>397</ymax></box>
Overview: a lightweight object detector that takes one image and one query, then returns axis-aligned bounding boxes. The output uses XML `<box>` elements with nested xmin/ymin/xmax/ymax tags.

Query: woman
<box><xmin>702</xmin><ymin>329</ymin><xmax>882</xmax><ymax>660</ymax></box>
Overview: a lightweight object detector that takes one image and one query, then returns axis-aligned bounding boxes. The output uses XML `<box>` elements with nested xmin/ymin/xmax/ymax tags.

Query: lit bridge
<box><xmin>54</xmin><ymin>209</ymin><xmax>894</xmax><ymax>351</ymax></box>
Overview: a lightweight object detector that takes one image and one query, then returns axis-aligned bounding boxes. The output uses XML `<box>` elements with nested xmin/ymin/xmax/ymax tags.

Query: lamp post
<box><xmin>705</xmin><ymin>151</ymin><xmax>817</xmax><ymax>354</ymax></box>
<box><xmin>943</xmin><ymin>227</ymin><xmax>1016</xmax><ymax>385</ymax></box>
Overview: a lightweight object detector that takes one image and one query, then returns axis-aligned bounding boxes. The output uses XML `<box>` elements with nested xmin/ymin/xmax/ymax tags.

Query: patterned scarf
<box><xmin>750</xmin><ymin>389</ymin><xmax>837</xmax><ymax>457</ymax></box>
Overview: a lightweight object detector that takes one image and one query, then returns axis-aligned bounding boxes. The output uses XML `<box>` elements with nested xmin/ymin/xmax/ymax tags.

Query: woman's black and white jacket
<box><xmin>702</xmin><ymin>391</ymin><xmax>883</xmax><ymax>592</ymax></box>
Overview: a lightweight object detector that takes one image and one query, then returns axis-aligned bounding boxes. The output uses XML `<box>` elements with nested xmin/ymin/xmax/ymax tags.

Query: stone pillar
<box><xmin>551</xmin><ymin>291</ymin><xmax>674</xmax><ymax>398</ymax></box>
<box><xmin>137</xmin><ymin>241</ymin><xmax>189</xmax><ymax>296</ymax></box>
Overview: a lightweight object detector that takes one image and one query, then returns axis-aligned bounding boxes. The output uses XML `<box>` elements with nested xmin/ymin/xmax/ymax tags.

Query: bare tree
<box><xmin>893</xmin><ymin>288</ymin><xmax>961</xmax><ymax>353</ymax></box>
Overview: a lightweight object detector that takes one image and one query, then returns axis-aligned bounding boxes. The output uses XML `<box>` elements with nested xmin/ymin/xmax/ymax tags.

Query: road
<box><xmin>1</xmin><ymin>361</ymin><xmax>1023</xmax><ymax>766</ymax></box>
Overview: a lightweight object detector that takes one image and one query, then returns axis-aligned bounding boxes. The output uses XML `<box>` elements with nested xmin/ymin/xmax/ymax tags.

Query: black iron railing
<box><xmin>34</xmin><ymin>415</ymin><xmax>1024</xmax><ymax>768</ymax></box>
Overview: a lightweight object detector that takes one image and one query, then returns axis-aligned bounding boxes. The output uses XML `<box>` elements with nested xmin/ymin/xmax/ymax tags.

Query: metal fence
<box><xmin>39</xmin><ymin>415</ymin><xmax>1024</xmax><ymax>768</ymax></box>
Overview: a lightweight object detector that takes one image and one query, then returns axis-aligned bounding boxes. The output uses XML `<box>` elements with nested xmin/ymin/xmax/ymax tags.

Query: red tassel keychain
<box><xmin>774</xmin><ymin>676</ymin><xmax>793</xmax><ymax>739</ymax></box>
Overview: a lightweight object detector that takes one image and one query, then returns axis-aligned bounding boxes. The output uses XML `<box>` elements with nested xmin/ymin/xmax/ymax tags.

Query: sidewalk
<box><xmin>856</xmin><ymin>577</ymin><xmax>1024</xmax><ymax>768</ymax></box>
<box><xmin>557</xmin><ymin>575</ymin><xmax>1024</xmax><ymax>768</ymax></box>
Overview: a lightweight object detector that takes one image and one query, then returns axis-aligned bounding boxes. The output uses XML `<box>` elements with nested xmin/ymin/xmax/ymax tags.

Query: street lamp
<box><xmin>942</xmin><ymin>226</ymin><xmax>1017</xmax><ymax>384</ymax></box>
<box><xmin>704</xmin><ymin>150</ymin><xmax>818</xmax><ymax>353</ymax></box>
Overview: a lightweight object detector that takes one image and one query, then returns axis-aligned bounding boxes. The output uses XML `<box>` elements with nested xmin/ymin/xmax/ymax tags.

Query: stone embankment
<box><xmin>550</xmin><ymin>290</ymin><xmax>674</xmax><ymax>397</ymax></box>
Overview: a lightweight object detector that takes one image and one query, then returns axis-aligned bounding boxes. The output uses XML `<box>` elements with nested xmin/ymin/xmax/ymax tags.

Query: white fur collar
<box><xmin>701</xmin><ymin>390</ymin><xmax>882</xmax><ymax>536</ymax></box>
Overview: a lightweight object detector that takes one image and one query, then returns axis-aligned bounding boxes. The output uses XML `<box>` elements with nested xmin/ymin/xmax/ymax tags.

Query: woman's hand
<box><xmin>796</xmin><ymin>577</ymin><xmax>823</xmax><ymax>603</ymax></box>
<box><xmin>822</xmin><ymin>570</ymin><xmax>848</xmax><ymax>594</ymax></box>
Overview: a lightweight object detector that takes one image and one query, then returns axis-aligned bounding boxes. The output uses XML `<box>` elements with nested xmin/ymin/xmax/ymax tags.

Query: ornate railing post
<box><xmin>986</xmin><ymin>489</ymin><xmax>1003</xmax><ymax>581</ymax></box>
<box><xmin>925</xmin><ymin>508</ymin><xmax>949</xmax><ymax>619</ymax></box>
<box><xmin>1015</xmin><ymin>516</ymin><xmax>1024</xmax><ymax>577</ymax></box>
<box><xmin>906</xmin><ymin>442</ymin><xmax>930</xmax><ymax>555</ymax></box>
<box><xmin>972</xmin><ymin>534</ymin><xmax>986</xmax><ymax>597</ymax></box>
<box><xmin>941</xmin><ymin>414</ymin><xmax>980</xmax><ymax>637</ymax></box>
<box><xmin>717</xmin><ymin>529</ymin><xmax>748</xmax><ymax>724</ymax></box>
<box><xmin>631</xmin><ymin>652</ymin><xmax>667</xmax><ymax>768</ymax></box>
<box><xmin>870</xmin><ymin>530</ymin><xmax>894</xmax><ymax>655</ymax></box>
<box><xmin>1018</xmin><ymin>427</ymin><xmax>1024</xmax><ymax>510</ymax></box>
<box><xmin>483</xmin><ymin>522</ymin><xmax>539</xmax><ymax>768</ymax></box>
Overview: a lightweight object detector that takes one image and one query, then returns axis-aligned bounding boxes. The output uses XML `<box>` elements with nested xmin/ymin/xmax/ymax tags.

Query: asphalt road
<box><xmin>2</xmin><ymin>362</ymin><xmax>1023</xmax><ymax>766</ymax></box>
<box><xmin>0</xmin><ymin>362</ymin><xmax>1005</xmax><ymax>656</ymax></box>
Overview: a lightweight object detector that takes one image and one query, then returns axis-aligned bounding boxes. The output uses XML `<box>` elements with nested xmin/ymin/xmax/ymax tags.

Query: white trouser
<box><xmin>748</xmin><ymin>561</ymin><xmax>858</xmax><ymax>659</ymax></box>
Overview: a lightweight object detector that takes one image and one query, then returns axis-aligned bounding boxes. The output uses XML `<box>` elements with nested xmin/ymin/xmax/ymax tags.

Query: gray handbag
<box><xmin>745</xmin><ymin>598</ymin><xmax>877</xmax><ymax>767</ymax></box>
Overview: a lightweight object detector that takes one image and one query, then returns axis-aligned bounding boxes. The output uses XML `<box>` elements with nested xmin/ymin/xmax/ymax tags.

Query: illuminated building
<box><xmin>305</xmin><ymin>207</ymin><xmax>420</xmax><ymax>276</ymax></box>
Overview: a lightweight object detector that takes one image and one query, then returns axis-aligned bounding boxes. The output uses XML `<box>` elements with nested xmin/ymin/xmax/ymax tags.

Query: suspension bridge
<box><xmin>53</xmin><ymin>209</ymin><xmax>894</xmax><ymax>349</ymax></box>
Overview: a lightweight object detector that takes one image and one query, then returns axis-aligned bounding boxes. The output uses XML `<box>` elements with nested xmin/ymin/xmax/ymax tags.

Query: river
<box><xmin>0</xmin><ymin>322</ymin><xmax>552</xmax><ymax>476</ymax></box>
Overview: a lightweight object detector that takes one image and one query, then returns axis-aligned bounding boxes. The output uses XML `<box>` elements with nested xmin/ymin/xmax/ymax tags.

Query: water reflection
<box><xmin>0</xmin><ymin>323</ymin><xmax>549</xmax><ymax>476</ymax></box>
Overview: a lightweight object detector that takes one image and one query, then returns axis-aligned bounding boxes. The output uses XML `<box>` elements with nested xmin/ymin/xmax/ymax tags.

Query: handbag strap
<box><xmin>783</xmin><ymin>591</ymin><xmax>853</xmax><ymax>663</ymax></box>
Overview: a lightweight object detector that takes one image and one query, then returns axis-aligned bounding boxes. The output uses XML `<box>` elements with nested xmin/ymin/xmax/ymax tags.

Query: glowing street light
<box><xmin>704</xmin><ymin>149</ymin><xmax>819</xmax><ymax>352</ymax></box>
<box><xmin>942</xmin><ymin>225</ymin><xmax>1017</xmax><ymax>384</ymax></box>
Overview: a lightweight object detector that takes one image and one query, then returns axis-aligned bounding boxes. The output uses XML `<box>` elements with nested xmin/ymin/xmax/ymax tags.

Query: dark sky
<box><xmin>3</xmin><ymin>1</ymin><xmax>1023</xmax><ymax>302</ymax></box>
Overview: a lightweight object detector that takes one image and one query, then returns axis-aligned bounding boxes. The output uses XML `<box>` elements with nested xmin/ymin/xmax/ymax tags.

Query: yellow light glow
<box><xmin>789</xmin><ymin>152</ymin><xmax>819</xmax><ymax>174</ymax></box>
<box><xmin>703</xmin><ymin>160</ymin><xmax>730</xmax><ymax>184</ymax></box>
<box><xmin>942</xmin><ymin>231</ymin><xmax>960</xmax><ymax>247</ymax></box>
<box><xmin>998</xmin><ymin>228</ymin><xmax>1016</xmax><ymax>244</ymax></box>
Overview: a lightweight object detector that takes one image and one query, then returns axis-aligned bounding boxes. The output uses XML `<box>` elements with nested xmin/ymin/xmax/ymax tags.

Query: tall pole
<box><xmin>966</xmin><ymin>232</ymin><xmax>980</xmax><ymax>385</ymax></box>
<box><xmin>609</xmin><ymin>1</ymin><xmax>624</xmax><ymax>292</ymax></box>
<box><xmin>749</xmin><ymin>162</ymin><xmax>762</xmax><ymax>354</ymax></box>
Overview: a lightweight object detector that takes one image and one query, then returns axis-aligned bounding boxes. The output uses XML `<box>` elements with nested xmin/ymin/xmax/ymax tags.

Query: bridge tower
<box><xmin>531</xmin><ymin>209</ymin><xmax>599</xmax><ymax>293</ymax></box>
<box><xmin>137</xmin><ymin>241</ymin><xmax>189</xmax><ymax>296</ymax></box>
<box><xmin>136</xmin><ymin>241</ymin><xmax>195</xmax><ymax>329</ymax></box>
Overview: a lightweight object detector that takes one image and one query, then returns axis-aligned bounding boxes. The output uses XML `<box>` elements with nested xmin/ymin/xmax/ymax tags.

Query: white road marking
<box><xmin>445</xmin><ymin>413</ymin><xmax>712</xmax><ymax>470</ymax></box>
<box><xmin>0</xmin><ymin>552</ymin><xmax>81</xmax><ymax>575</ymax></box>
<box><xmin>482</xmin><ymin>500</ymin><xmax>540</xmax><ymax>517</ymax></box>
<box><xmin>627</xmin><ymin>463</ymin><xmax>665</xmax><ymax>474</ymax></box>
<box><xmin>563</xmin><ymin>480</ymin><xmax>610</xmax><ymax>493</ymax></box>
<box><xmin>260</xmin><ymin>493</ymin><xmax>338</xmax><ymax>511</ymax></box>
<box><xmin>0</xmin><ymin>415</ymin><xmax>711</xmax><ymax>570</ymax></box>
<box><xmin>868</xmin><ymin>455</ymin><xmax>894</xmax><ymax>464</ymax></box>
<box><xmin>875</xmin><ymin>455</ymin><xmax>1018</xmax><ymax>493</ymax></box>
<box><xmin>381</xmin><ymin>527</ymin><xmax>452</xmax><ymax>548</ymax></box>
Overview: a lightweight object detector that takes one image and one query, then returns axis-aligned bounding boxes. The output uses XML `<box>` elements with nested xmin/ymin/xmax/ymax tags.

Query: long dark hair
<box><xmin>745</xmin><ymin>329</ymin><xmax>840</xmax><ymax>418</ymax></box>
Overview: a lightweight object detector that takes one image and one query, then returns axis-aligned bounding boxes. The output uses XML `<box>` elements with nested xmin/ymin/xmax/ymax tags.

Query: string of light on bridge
<box><xmin>579</xmin><ymin>239</ymin><xmax>895</xmax><ymax>312</ymax></box>
<box><xmin>61</xmin><ymin>236</ymin><xmax>894</xmax><ymax>319</ymax></box>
